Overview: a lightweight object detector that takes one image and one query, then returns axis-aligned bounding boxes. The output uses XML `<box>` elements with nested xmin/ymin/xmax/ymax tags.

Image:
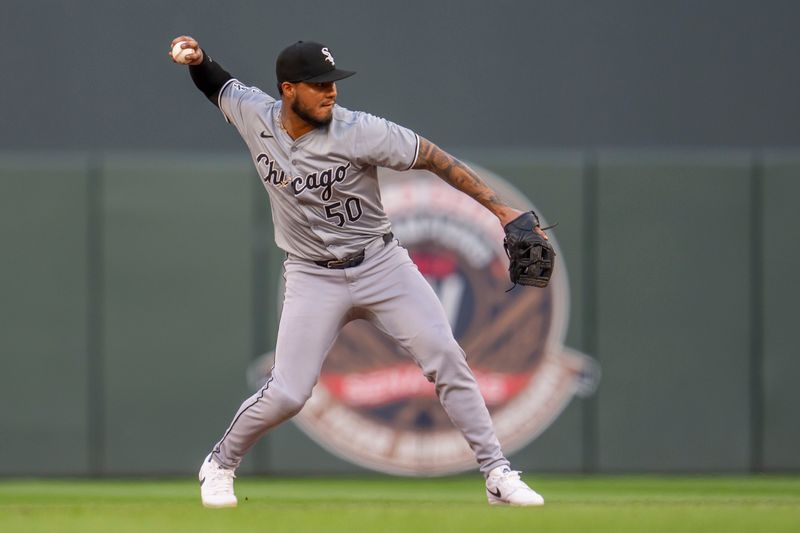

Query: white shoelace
<box><xmin>207</xmin><ymin>465</ymin><xmax>236</xmax><ymax>495</ymax></box>
<box><xmin>494</xmin><ymin>470</ymin><xmax>530</xmax><ymax>496</ymax></box>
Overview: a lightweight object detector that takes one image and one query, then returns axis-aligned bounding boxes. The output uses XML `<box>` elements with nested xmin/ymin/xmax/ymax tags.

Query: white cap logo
<box><xmin>321</xmin><ymin>47</ymin><xmax>335</xmax><ymax>66</ymax></box>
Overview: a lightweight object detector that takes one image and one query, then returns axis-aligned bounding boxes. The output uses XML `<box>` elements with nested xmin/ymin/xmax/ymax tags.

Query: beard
<box><xmin>291</xmin><ymin>98</ymin><xmax>333</xmax><ymax>128</ymax></box>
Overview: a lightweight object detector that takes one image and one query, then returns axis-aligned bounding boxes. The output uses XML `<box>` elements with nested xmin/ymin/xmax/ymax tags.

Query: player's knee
<box><xmin>412</xmin><ymin>323</ymin><xmax>458</xmax><ymax>354</ymax></box>
<box><xmin>281</xmin><ymin>398</ymin><xmax>307</xmax><ymax>417</ymax></box>
<box><xmin>268</xmin><ymin>383</ymin><xmax>312</xmax><ymax>418</ymax></box>
<box><xmin>282</xmin><ymin>390</ymin><xmax>311</xmax><ymax>417</ymax></box>
<box><xmin>411</xmin><ymin>324</ymin><xmax>469</xmax><ymax>381</ymax></box>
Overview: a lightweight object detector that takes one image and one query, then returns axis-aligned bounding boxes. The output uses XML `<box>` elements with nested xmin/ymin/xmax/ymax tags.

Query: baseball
<box><xmin>171</xmin><ymin>41</ymin><xmax>196</xmax><ymax>64</ymax></box>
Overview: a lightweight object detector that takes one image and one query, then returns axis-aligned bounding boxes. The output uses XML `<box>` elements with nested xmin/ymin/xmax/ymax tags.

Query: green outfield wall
<box><xmin>1</xmin><ymin>151</ymin><xmax>798</xmax><ymax>475</ymax></box>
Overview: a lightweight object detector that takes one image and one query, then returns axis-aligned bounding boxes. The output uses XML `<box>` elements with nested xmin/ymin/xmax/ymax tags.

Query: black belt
<box><xmin>314</xmin><ymin>232</ymin><xmax>393</xmax><ymax>269</ymax></box>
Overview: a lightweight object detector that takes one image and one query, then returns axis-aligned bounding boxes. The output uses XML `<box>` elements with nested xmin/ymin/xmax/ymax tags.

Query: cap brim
<box><xmin>303</xmin><ymin>69</ymin><xmax>356</xmax><ymax>83</ymax></box>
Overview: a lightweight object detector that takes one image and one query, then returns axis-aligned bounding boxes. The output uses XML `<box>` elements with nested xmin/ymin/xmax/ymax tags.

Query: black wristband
<box><xmin>189</xmin><ymin>52</ymin><xmax>233</xmax><ymax>106</ymax></box>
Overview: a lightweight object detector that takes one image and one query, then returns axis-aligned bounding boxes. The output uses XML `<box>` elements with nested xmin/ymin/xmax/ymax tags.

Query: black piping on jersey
<box><xmin>216</xmin><ymin>79</ymin><xmax>237</xmax><ymax>124</ymax></box>
<box><xmin>405</xmin><ymin>134</ymin><xmax>421</xmax><ymax>171</ymax></box>
<box><xmin>212</xmin><ymin>371</ymin><xmax>274</xmax><ymax>459</ymax></box>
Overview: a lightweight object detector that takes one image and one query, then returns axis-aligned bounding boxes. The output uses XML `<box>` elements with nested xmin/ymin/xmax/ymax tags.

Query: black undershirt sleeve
<box><xmin>188</xmin><ymin>52</ymin><xmax>233</xmax><ymax>106</ymax></box>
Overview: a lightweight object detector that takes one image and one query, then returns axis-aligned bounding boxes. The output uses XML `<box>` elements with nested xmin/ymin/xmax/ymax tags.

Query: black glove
<box><xmin>503</xmin><ymin>211</ymin><xmax>556</xmax><ymax>289</ymax></box>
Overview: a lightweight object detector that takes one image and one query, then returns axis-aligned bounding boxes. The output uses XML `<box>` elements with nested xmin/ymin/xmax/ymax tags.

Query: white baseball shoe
<box><xmin>485</xmin><ymin>466</ymin><xmax>545</xmax><ymax>506</ymax></box>
<box><xmin>199</xmin><ymin>453</ymin><xmax>238</xmax><ymax>508</ymax></box>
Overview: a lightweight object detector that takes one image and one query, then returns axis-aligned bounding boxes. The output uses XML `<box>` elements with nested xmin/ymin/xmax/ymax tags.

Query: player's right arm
<box><xmin>168</xmin><ymin>35</ymin><xmax>233</xmax><ymax>106</ymax></box>
<box><xmin>169</xmin><ymin>35</ymin><xmax>274</xmax><ymax>131</ymax></box>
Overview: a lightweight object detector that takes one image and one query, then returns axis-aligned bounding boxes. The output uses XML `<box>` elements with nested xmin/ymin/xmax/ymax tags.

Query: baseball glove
<box><xmin>503</xmin><ymin>210</ymin><xmax>556</xmax><ymax>289</ymax></box>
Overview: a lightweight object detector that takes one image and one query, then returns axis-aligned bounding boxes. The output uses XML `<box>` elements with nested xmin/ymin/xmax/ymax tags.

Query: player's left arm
<box><xmin>412</xmin><ymin>137</ymin><xmax>546</xmax><ymax>236</ymax></box>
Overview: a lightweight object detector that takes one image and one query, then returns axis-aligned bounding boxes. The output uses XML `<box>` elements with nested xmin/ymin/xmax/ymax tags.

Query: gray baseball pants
<box><xmin>211</xmin><ymin>237</ymin><xmax>510</xmax><ymax>477</ymax></box>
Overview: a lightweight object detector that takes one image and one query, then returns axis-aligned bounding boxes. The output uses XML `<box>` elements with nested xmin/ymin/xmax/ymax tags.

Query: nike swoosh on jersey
<box><xmin>260</xmin><ymin>131</ymin><xmax>274</xmax><ymax>138</ymax></box>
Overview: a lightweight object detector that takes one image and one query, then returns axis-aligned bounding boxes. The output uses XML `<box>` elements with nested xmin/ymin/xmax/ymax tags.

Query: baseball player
<box><xmin>169</xmin><ymin>35</ymin><xmax>550</xmax><ymax>508</ymax></box>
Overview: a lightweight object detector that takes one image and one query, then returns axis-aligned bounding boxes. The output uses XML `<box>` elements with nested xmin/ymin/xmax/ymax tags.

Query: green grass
<box><xmin>1</xmin><ymin>476</ymin><xmax>798</xmax><ymax>532</ymax></box>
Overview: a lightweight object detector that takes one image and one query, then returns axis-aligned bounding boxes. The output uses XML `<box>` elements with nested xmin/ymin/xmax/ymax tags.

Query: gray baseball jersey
<box><xmin>218</xmin><ymin>79</ymin><xmax>419</xmax><ymax>260</ymax></box>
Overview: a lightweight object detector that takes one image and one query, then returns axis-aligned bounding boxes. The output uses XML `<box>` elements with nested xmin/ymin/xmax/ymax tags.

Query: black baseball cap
<box><xmin>276</xmin><ymin>41</ymin><xmax>356</xmax><ymax>85</ymax></box>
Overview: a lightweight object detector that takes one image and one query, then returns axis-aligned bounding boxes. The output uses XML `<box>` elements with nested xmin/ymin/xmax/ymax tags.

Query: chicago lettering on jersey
<box><xmin>256</xmin><ymin>153</ymin><xmax>290</xmax><ymax>188</ymax></box>
<box><xmin>291</xmin><ymin>162</ymin><xmax>351</xmax><ymax>201</ymax></box>
<box><xmin>256</xmin><ymin>152</ymin><xmax>351</xmax><ymax>201</ymax></box>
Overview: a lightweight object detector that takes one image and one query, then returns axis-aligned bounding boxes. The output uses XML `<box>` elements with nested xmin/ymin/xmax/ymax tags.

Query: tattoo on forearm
<box><xmin>413</xmin><ymin>138</ymin><xmax>508</xmax><ymax>211</ymax></box>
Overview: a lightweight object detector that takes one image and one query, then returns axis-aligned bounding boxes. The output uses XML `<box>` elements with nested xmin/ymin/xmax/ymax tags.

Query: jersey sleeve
<box><xmin>353</xmin><ymin>113</ymin><xmax>420</xmax><ymax>171</ymax></box>
<box><xmin>217</xmin><ymin>79</ymin><xmax>275</xmax><ymax>129</ymax></box>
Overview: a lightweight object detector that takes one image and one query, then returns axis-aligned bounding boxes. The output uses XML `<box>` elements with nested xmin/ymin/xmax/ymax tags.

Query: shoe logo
<box><xmin>199</xmin><ymin>477</ymin><xmax>206</xmax><ymax>487</ymax></box>
<box><xmin>488</xmin><ymin>487</ymin><xmax>501</xmax><ymax>498</ymax></box>
<box><xmin>260</xmin><ymin>131</ymin><xmax>274</xmax><ymax>138</ymax></box>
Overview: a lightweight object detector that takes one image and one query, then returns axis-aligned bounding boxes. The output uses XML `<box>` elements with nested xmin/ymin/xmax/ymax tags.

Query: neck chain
<box><xmin>277</xmin><ymin>109</ymin><xmax>289</xmax><ymax>135</ymax></box>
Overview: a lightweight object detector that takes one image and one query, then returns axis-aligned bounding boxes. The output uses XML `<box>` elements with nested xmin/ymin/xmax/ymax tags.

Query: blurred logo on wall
<box><xmin>249</xmin><ymin>165</ymin><xmax>599</xmax><ymax>476</ymax></box>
